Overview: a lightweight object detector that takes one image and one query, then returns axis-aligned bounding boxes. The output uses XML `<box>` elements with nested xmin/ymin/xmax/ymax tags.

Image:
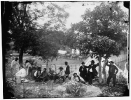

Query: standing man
<box><xmin>88</xmin><ymin>60</ymin><xmax>99</xmax><ymax>79</ymax></box>
<box><xmin>79</xmin><ymin>62</ymin><xmax>88</xmax><ymax>82</ymax></box>
<box><xmin>65</xmin><ymin>61</ymin><xmax>70</xmax><ymax>79</ymax></box>
<box><xmin>11</xmin><ymin>57</ymin><xmax>20</xmax><ymax>78</ymax></box>
<box><xmin>25</xmin><ymin>60</ymin><xmax>32</xmax><ymax>79</ymax></box>
<box><xmin>107</xmin><ymin>61</ymin><xmax>118</xmax><ymax>87</ymax></box>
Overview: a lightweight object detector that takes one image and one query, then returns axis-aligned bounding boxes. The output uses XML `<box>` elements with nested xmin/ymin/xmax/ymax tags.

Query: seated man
<box><xmin>38</xmin><ymin>68</ymin><xmax>48</xmax><ymax>82</ymax></box>
<box><xmin>54</xmin><ymin>67</ymin><xmax>65</xmax><ymax>83</ymax></box>
<box><xmin>33</xmin><ymin>68</ymin><xmax>41</xmax><ymax>82</ymax></box>
<box><xmin>72</xmin><ymin>73</ymin><xmax>86</xmax><ymax>84</ymax></box>
<box><xmin>15</xmin><ymin>65</ymin><xmax>27</xmax><ymax>81</ymax></box>
<box><xmin>48</xmin><ymin>68</ymin><xmax>56</xmax><ymax>80</ymax></box>
<box><xmin>72</xmin><ymin>73</ymin><xmax>81</xmax><ymax>82</ymax></box>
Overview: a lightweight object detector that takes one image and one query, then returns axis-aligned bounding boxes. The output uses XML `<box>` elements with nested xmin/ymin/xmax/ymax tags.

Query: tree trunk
<box><xmin>19</xmin><ymin>47</ymin><xmax>24</xmax><ymax>66</ymax></box>
<box><xmin>102</xmin><ymin>58</ymin><xmax>108</xmax><ymax>84</ymax></box>
<box><xmin>98</xmin><ymin>56</ymin><xmax>102</xmax><ymax>83</ymax></box>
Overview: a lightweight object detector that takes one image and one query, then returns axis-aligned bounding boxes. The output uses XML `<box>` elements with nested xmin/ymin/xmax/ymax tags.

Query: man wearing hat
<box><xmin>54</xmin><ymin>67</ymin><xmax>65</xmax><ymax>82</ymax></box>
<box><xmin>88</xmin><ymin>60</ymin><xmax>99</xmax><ymax>78</ymax></box>
<box><xmin>11</xmin><ymin>57</ymin><xmax>20</xmax><ymax>79</ymax></box>
<box><xmin>87</xmin><ymin>60</ymin><xmax>99</xmax><ymax>85</ymax></box>
<box><xmin>79</xmin><ymin>62</ymin><xmax>88</xmax><ymax>82</ymax></box>
<box><xmin>65</xmin><ymin>61</ymin><xmax>70</xmax><ymax>79</ymax></box>
<box><xmin>58</xmin><ymin>67</ymin><xmax>64</xmax><ymax>76</ymax></box>
<box><xmin>107</xmin><ymin>61</ymin><xmax>118</xmax><ymax>87</ymax></box>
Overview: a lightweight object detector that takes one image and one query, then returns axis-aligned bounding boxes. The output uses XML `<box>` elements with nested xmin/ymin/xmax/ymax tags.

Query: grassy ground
<box><xmin>6</xmin><ymin>77</ymin><xmax>129</xmax><ymax>98</ymax></box>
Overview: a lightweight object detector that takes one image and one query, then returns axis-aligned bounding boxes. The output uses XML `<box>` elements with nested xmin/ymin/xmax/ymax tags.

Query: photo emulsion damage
<box><xmin>2</xmin><ymin>1</ymin><xmax>129</xmax><ymax>98</ymax></box>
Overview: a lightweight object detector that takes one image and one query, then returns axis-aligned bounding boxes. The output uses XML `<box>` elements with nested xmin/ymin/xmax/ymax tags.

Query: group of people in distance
<box><xmin>11</xmin><ymin>57</ymin><xmax>118</xmax><ymax>87</ymax></box>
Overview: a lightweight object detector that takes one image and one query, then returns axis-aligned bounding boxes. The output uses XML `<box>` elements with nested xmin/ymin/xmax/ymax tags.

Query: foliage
<box><xmin>68</xmin><ymin>2</ymin><xmax>128</xmax><ymax>83</ymax></box>
<box><xmin>70</xmin><ymin>2</ymin><xmax>128</xmax><ymax>57</ymax></box>
<box><xmin>8</xmin><ymin>2</ymin><xmax>38</xmax><ymax>64</ymax></box>
<box><xmin>7</xmin><ymin>2</ymin><xmax>69</xmax><ymax>64</ymax></box>
<box><xmin>28</xmin><ymin>2</ymin><xmax>69</xmax><ymax>31</ymax></box>
<box><xmin>38</xmin><ymin>39</ymin><xmax>59</xmax><ymax>60</ymax></box>
<box><xmin>117</xmin><ymin>72</ymin><xmax>128</xmax><ymax>84</ymax></box>
<box><xmin>4</xmin><ymin>80</ymin><xmax>15</xmax><ymax>99</ymax></box>
<box><xmin>66</xmin><ymin>81</ymin><xmax>86</xmax><ymax>97</ymax></box>
<box><xmin>64</xmin><ymin>29</ymin><xmax>78</xmax><ymax>49</ymax></box>
<box><xmin>91</xmin><ymin>36</ymin><xmax>120</xmax><ymax>57</ymax></box>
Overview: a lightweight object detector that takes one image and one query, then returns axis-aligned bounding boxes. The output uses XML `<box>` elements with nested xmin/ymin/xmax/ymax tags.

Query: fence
<box><xmin>42</xmin><ymin>64</ymin><xmax>81</xmax><ymax>74</ymax></box>
<box><xmin>41</xmin><ymin>54</ymin><xmax>128</xmax><ymax>73</ymax></box>
<box><xmin>112</xmin><ymin>54</ymin><xmax>128</xmax><ymax>71</ymax></box>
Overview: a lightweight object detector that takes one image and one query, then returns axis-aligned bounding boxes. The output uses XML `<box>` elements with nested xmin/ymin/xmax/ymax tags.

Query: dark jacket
<box><xmin>88</xmin><ymin>64</ymin><xmax>98</xmax><ymax>73</ymax></box>
<box><xmin>65</xmin><ymin>65</ymin><xmax>70</xmax><ymax>74</ymax></box>
<box><xmin>108</xmin><ymin>64</ymin><xmax>118</xmax><ymax>75</ymax></box>
<box><xmin>79</xmin><ymin>65</ymin><xmax>88</xmax><ymax>76</ymax></box>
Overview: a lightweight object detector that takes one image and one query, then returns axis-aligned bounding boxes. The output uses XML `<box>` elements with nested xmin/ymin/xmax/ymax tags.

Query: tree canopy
<box><xmin>73</xmin><ymin>2</ymin><xmax>128</xmax><ymax>57</ymax></box>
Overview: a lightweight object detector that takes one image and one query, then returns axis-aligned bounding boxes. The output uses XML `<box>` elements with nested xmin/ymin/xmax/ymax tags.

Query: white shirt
<box><xmin>11</xmin><ymin>60</ymin><xmax>18</xmax><ymax>68</ymax></box>
<box><xmin>72</xmin><ymin>76</ymin><xmax>80</xmax><ymax>82</ymax></box>
<box><xmin>58</xmin><ymin>70</ymin><xmax>64</xmax><ymax>76</ymax></box>
<box><xmin>15</xmin><ymin>68</ymin><xmax>27</xmax><ymax>78</ymax></box>
<box><xmin>26</xmin><ymin>62</ymin><xmax>32</xmax><ymax>68</ymax></box>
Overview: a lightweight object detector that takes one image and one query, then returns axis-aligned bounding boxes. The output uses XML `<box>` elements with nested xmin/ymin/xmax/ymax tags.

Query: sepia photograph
<box><xmin>1</xmin><ymin>1</ymin><xmax>129</xmax><ymax>98</ymax></box>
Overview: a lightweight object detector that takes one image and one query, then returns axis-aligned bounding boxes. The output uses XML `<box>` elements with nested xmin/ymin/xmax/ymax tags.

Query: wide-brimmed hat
<box><xmin>91</xmin><ymin>60</ymin><xmax>95</xmax><ymax>63</ymax></box>
<box><xmin>15</xmin><ymin>57</ymin><xmax>19</xmax><ymax>61</ymax></box>
<box><xmin>65</xmin><ymin>61</ymin><xmax>68</xmax><ymax>65</ymax></box>
<box><xmin>81</xmin><ymin>62</ymin><xmax>85</xmax><ymax>64</ymax></box>
<box><xmin>73</xmin><ymin>73</ymin><xmax>77</xmax><ymax>75</ymax></box>
<box><xmin>59</xmin><ymin>67</ymin><xmax>63</xmax><ymax>70</ymax></box>
<box><xmin>109</xmin><ymin>61</ymin><xmax>114</xmax><ymax>63</ymax></box>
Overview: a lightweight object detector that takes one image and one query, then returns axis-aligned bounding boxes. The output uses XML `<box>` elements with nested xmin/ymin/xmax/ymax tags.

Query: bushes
<box><xmin>4</xmin><ymin>80</ymin><xmax>15</xmax><ymax>99</ymax></box>
<box><xmin>117</xmin><ymin>72</ymin><xmax>127</xmax><ymax>84</ymax></box>
<box><xmin>65</xmin><ymin>81</ymin><xmax>86</xmax><ymax>97</ymax></box>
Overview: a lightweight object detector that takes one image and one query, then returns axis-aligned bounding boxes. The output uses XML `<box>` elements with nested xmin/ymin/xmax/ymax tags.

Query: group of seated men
<box><xmin>33</xmin><ymin>67</ymin><xmax>70</xmax><ymax>83</ymax></box>
<box><xmin>15</xmin><ymin>60</ymin><xmax>71</xmax><ymax>83</ymax></box>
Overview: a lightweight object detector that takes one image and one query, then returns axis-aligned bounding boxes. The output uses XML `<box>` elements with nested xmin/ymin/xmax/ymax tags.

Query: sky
<box><xmin>54</xmin><ymin>2</ymin><xmax>102</xmax><ymax>28</ymax></box>
<box><xmin>36</xmin><ymin>1</ymin><xmax>129</xmax><ymax>29</ymax></box>
<box><xmin>55</xmin><ymin>1</ymin><xmax>129</xmax><ymax>29</ymax></box>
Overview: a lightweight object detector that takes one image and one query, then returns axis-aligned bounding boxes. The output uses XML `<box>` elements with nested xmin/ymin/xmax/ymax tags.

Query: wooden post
<box><xmin>98</xmin><ymin>56</ymin><xmax>102</xmax><ymax>84</ymax></box>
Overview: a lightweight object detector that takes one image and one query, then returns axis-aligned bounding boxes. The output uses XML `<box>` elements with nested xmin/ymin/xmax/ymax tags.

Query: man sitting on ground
<box><xmin>72</xmin><ymin>73</ymin><xmax>81</xmax><ymax>82</ymax></box>
<box><xmin>54</xmin><ymin>67</ymin><xmax>65</xmax><ymax>83</ymax></box>
<box><xmin>38</xmin><ymin>68</ymin><xmax>48</xmax><ymax>82</ymax></box>
<box><xmin>15</xmin><ymin>65</ymin><xmax>27</xmax><ymax>81</ymax></box>
<box><xmin>48</xmin><ymin>68</ymin><xmax>56</xmax><ymax>80</ymax></box>
<box><xmin>72</xmin><ymin>73</ymin><xmax>86</xmax><ymax>84</ymax></box>
<box><xmin>33</xmin><ymin>67</ymin><xmax>41</xmax><ymax>82</ymax></box>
